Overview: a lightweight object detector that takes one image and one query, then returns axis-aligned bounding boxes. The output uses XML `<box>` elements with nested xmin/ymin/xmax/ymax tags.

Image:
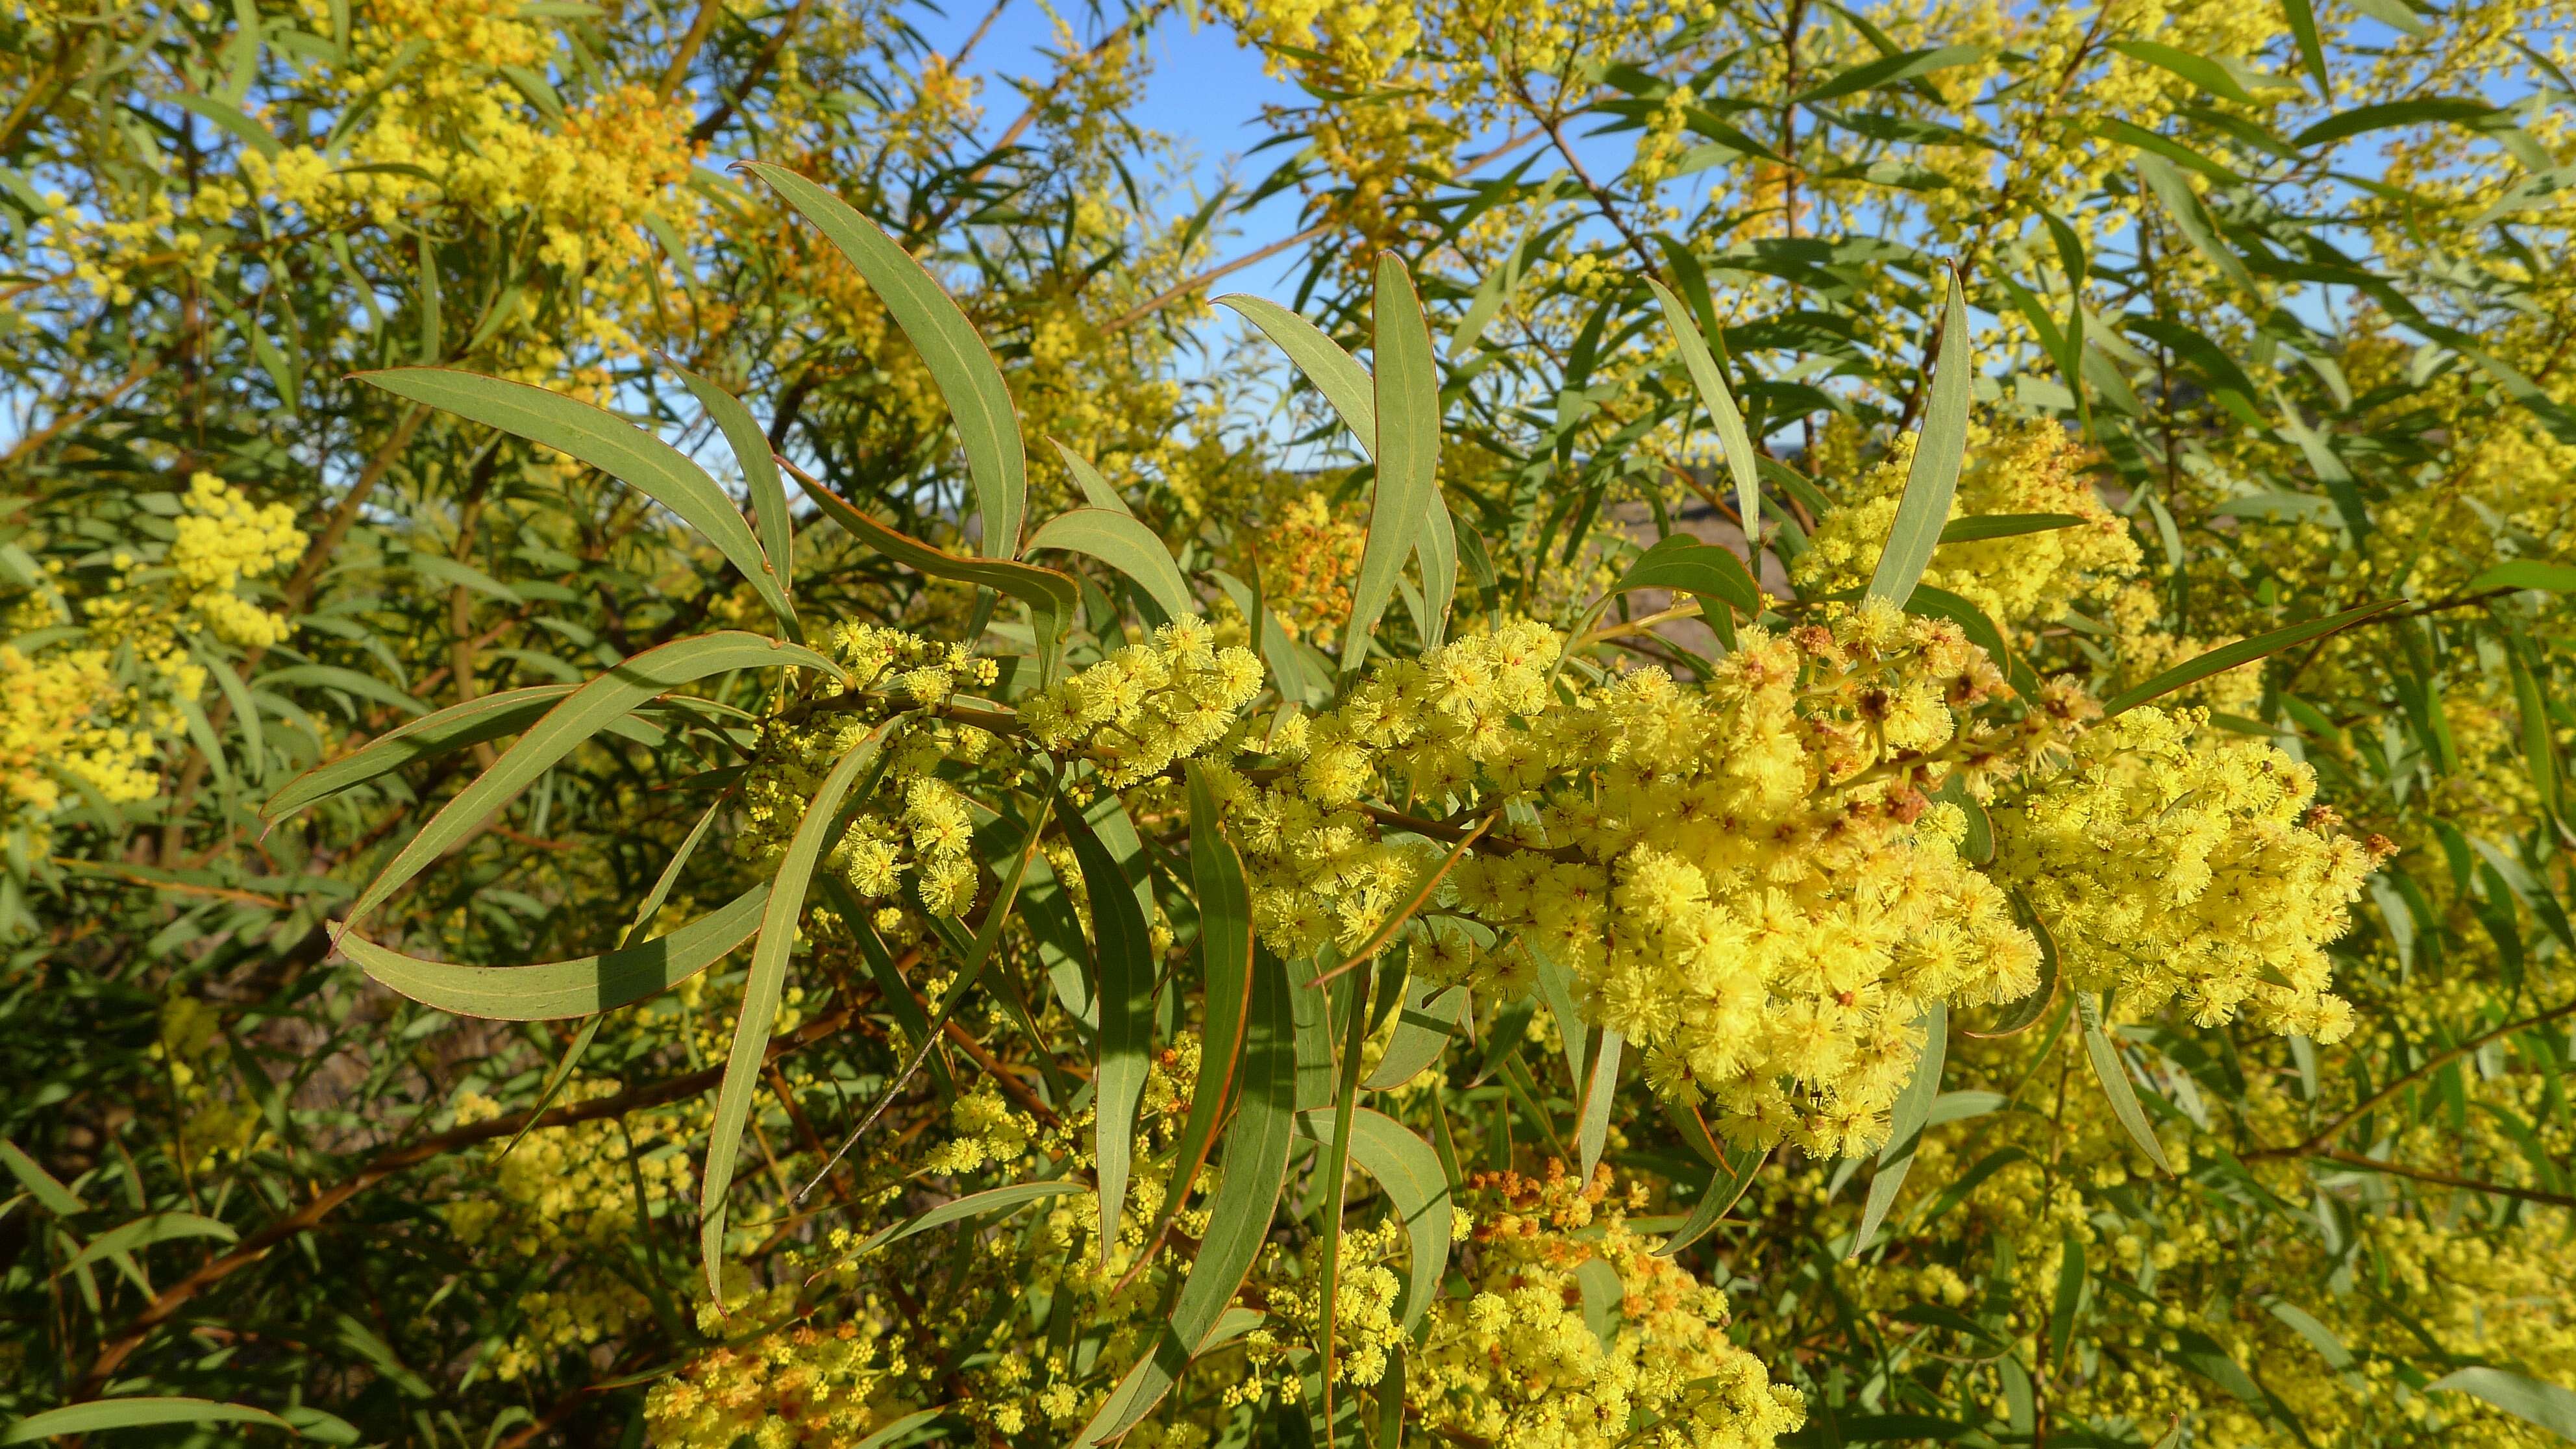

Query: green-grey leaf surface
<box><xmin>1868</xmin><ymin>269</ymin><xmax>1972</xmax><ymax>605</ymax></box>
<box><xmin>743</xmin><ymin>162</ymin><xmax>1025</xmax><ymax>556</ymax></box>
<box><xmin>1341</xmin><ymin>255</ymin><xmax>1439</xmax><ymax>664</ymax></box>
<box><xmin>348</xmin><ymin>634</ymin><xmax>836</xmax><ymax>927</ymax></box>
<box><xmin>343</xmin><ymin>885</ymin><xmax>767</xmax><ymax>1020</ymax></box>
<box><xmin>357</xmin><ymin>368</ymin><xmax>793</xmax><ymax>632</ymax></box>
<box><xmin>1026</xmin><ymin>508</ymin><xmax>1196</xmax><ymax>623</ymax></box>
<box><xmin>700</xmin><ymin>723</ymin><xmax>897</xmax><ymax>1296</ymax></box>
<box><xmin>1059</xmin><ymin>794</ymin><xmax>1157</xmax><ymax>1266</ymax></box>
<box><xmin>1647</xmin><ymin>277</ymin><xmax>1761</xmax><ymax>547</ymax></box>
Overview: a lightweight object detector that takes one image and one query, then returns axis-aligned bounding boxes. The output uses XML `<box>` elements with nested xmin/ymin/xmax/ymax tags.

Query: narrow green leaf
<box><xmin>1213</xmin><ymin>294</ymin><xmax>1376</xmax><ymax>453</ymax></box>
<box><xmin>1074</xmin><ymin>947</ymin><xmax>1297</xmax><ymax>1445</ymax></box>
<box><xmin>2281</xmin><ymin>0</ymin><xmax>2329</xmax><ymax>97</ymax></box>
<box><xmin>1938</xmin><ymin>512</ymin><xmax>2088</xmax><ymax>543</ymax></box>
<box><xmin>742</xmin><ymin>162</ymin><xmax>1026</xmax><ymax>556</ymax></box>
<box><xmin>2078</xmin><ymin>995</ymin><xmax>2174</xmax><ymax>1174</ymax></box>
<box><xmin>1869</xmin><ymin>269</ymin><xmax>1972</xmax><ymax>606</ymax></box>
<box><xmin>343</xmin><ymin>885</ymin><xmax>767</xmax><ymax>1021</ymax></box>
<box><xmin>1646</xmin><ymin>277</ymin><xmax>1761</xmax><ymax>547</ymax></box>
<box><xmin>2471</xmin><ymin>560</ymin><xmax>2576</xmax><ymax>593</ymax></box>
<box><xmin>1605</xmin><ymin>534</ymin><xmax>1763</xmax><ymax>618</ymax></box>
<box><xmin>3</xmin><ymin>1398</ymin><xmax>297</xmax><ymax>1443</ymax></box>
<box><xmin>1048</xmin><ymin>436</ymin><xmax>1134</xmax><ymax>516</ymax></box>
<box><xmin>347</xmin><ymin>634</ymin><xmax>837</xmax><ymax>927</ymax></box>
<box><xmin>1139</xmin><ymin>764</ymin><xmax>1257</xmax><ymax>1259</ymax></box>
<box><xmin>788</xmin><ymin>464</ymin><xmax>1076</xmax><ymax>684</ymax></box>
<box><xmin>700</xmin><ymin>723</ymin><xmax>897</xmax><ymax>1297</ymax></box>
<box><xmin>1342</xmin><ymin>255</ymin><xmax>1440</xmax><ymax>665</ymax></box>
<box><xmin>853</xmin><ymin>1180</ymin><xmax>1083</xmax><ymax>1257</ymax></box>
<box><xmin>0</xmin><ymin>1139</ymin><xmax>85</xmax><ymax>1215</ymax></box>
<box><xmin>262</xmin><ymin>684</ymin><xmax>574</xmax><ymax>821</ymax></box>
<box><xmin>669</xmin><ymin>363</ymin><xmax>794</xmax><ymax>627</ymax></box>
<box><xmin>170</xmin><ymin>92</ymin><xmax>283</xmax><ymax>159</ymax></box>
<box><xmin>261</xmin><ymin>664</ymin><xmax>427</xmax><ymax>717</ymax></box>
<box><xmin>64</xmin><ymin>1211</ymin><xmax>239</xmax><ymax>1272</ymax></box>
<box><xmin>1418</xmin><ymin>488</ymin><xmax>1457</xmax><ymax>649</ymax></box>
<box><xmin>2101</xmin><ymin>600</ymin><xmax>2403</xmax><ymax>716</ymax></box>
<box><xmin>1795</xmin><ymin>43</ymin><xmax>1988</xmax><ymax>103</ymax></box>
<box><xmin>1363</xmin><ymin>978</ymin><xmax>1466</xmax><ymax>1091</ymax></box>
<box><xmin>1655</xmin><ymin>1145</ymin><xmax>1765</xmax><ymax>1258</ymax></box>
<box><xmin>2429</xmin><ymin>1367</ymin><xmax>2576</xmax><ymax>1438</ymax></box>
<box><xmin>2134</xmin><ymin>156</ymin><xmax>2260</xmax><ymax>297</ymax></box>
<box><xmin>356</xmin><ymin>368</ymin><xmax>795</xmax><ymax>634</ymax></box>
<box><xmin>1852</xmin><ymin>1001</ymin><xmax>1946</xmax><ymax>1257</ymax></box>
<box><xmin>2107</xmin><ymin>39</ymin><xmax>2259</xmax><ymax>104</ymax></box>
<box><xmin>2294</xmin><ymin>97</ymin><xmax>2498</xmax><ymax>150</ymax></box>
<box><xmin>2048</xmin><ymin>1228</ymin><xmax>2087</xmax><ymax>1365</ymax></box>
<box><xmin>1059</xmin><ymin>794</ymin><xmax>1158</xmax><ymax>1263</ymax></box>
<box><xmin>851</xmin><ymin>1410</ymin><xmax>943</xmax><ymax>1449</ymax></box>
<box><xmin>1025</xmin><ymin>508</ymin><xmax>1197</xmax><ymax>625</ymax></box>
<box><xmin>1577</xmin><ymin>1028</ymin><xmax>1624</xmax><ymax>1180</ymax></box>
<box><xmin>1296</xmin><ymin>1106</ymin><xmax>1454</xmax><ymax>1331</ymax></box>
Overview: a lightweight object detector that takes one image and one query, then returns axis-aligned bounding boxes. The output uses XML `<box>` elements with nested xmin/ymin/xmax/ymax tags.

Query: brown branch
<box><xmin>687</xmin><ymin>0</ymin><xmax>819</xmax><ymax>143</ymax></box>
<box><xmin>68</xmin><ymin>1000</ymin><xmax>862</xmax><ymax>1398</ymax></box>
<box><xmin>655</xmin><ymin>0</ymin><xmax>729</xmax><ymax>100</ymax></box>
<box><xmin>2250</xmin><ymin>996</ymin><xmax>2576</xmax><ymax>1159</ymax></box>
<box><xmin>2299</xmin><ymin>1150</ymin><xmax>2576</xmax><ymax>1210</ymax></box>
<box><xmin>1102</xmin><ymin>224</ymin><xmax>1331</xmax><ymax>335</ymax></box>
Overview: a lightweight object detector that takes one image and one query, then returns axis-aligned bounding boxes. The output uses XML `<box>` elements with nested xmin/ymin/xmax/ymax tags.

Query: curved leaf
<box><xmin>1852</xmin><ymin>1001</ymin><xmax>1947</xmax><ymax>1257</ymax></box>
<box><xmin>1074</xmin><ymin>947</ymin><xmax>1296</xmax><ymax>1445</ymax></box>
<box><xmin>1058</xmin><ymin>795</ymin><xmax>1158</xmax><ymax>1263</ymax></box>
<box><xmin>741</xmin><ymin>162</ymin><xmax>1026</xmax><ymax>556</ymax></box>
<box><xmin>2293</xmin><ymin>97</ymin><xmax>2497</xmax><ymax>150</ymax></box>
<box><xmin>2102</xmin><ymin>600</ymin><xmax>2403</xmax><ymax>716</ymax></box>
<box><xmin>63</xmin><ymin>1211</ymin><xmax>239</xmax><ymax>1272</ymax></box>
<box><xmin>2106</xmin><ymin>39</ymin><xmax>2259</xmax><ymax>105</ymax></box>
<box><xmin>1905</xmin><ymin>584</ymin><xmax>2042</xmax><ymax>702</ymax></box>
<box><xmin>3</xmin><ymin>1399</ymin><xmax>298</xmax><ymax>1443</ymax></box>
<box><xmin>1141</xmin><ymin>763</ymin><xmax>1257</xmax><ymax>1259</ymax></box>
<box><xmin>262</xmin><ymin>684</ymin><xmax>575</xmax><ymax>821</ymax></box>
<box><xmin>1646</xmin><ymin>277</ymin><xmax>1761</xmax><ymax>547</ymax></box>
<box><xmin>854</xmin><ymin>1180</ymin><xmax>1083</xmax><ymax>1257</ymax></box>
<box><xmin>1938</xmin><ymin>512</ymin><xmax>2088</xmax><ymax>543</ymax></box>
<box><xmin>341</xmin><ymin>885</ymin><xmax>768</xmax><ymax>1021</ymax></box>
<box><xmin>1363</xmin><ymin>978</ymin><xmax>1466</xmax><ymax>1091</ymax></box>
<box><xmin>1656</xmin><ymin>1145</ymin><xmax>1766</xmax><ymax>1259</ymax></box>
<box><xmin>1868</xmin><ymin>267</ymin><xmax>1972</xmax><ymax>606</ymax></box>
<box><xmin>2470</xmin><ymin>560</ymin><xmax>2576</xmax><ymax>594</ymax></box>
<box><xmin>2429</xmin><ymin>1367</ymin><xmax>2576</xmax><ymax>1439</ymax></box>
<box><xmin>2077</xmin><ymin>993</ymin><xmax>2174</xmax><ymax>1174</ymax></box>
<box><xmin>1214</xmin><ymin>294</ymin><xmax>1376</xmax><ymax>454</ymax></box>
<box><xmin>1298</xmin><ymin>1105</ymin><xmax>1454</xmax><ymax>1330</ymax></box>
<box><xmin>1342</xmin><ymin>255</ymin><xmax>1439</xmax><ymax>664</ymax></box>
<box><xmin>1048</xmin><ymin>436</ymin><xmax>1134</xmax><ymax>516</ymax></box>
<box><xmin>668</xmin><ymin>362</ymin><xmax>794</xmax><ymax>628</ymax></box>
<box><xmin>1025</xmin><ymin>507</ymin><xmax>1197</xmax><ymax>624</ymax></box>
<box><xmin>787</xmin><ymin>462</ymin><xmax>1076</xmax><ymax>685</ymax></box>
<box><xmin>347</xmin><ymin>632</ymin><xmax>839</xmax><ymax>928</ymax></box>
<box><xmin>701</xmin><ymin>721</ymin><xmax>899</xmax><ymax>1296</ymax></box>
<box><xmin>1419</xmin><ymin>487</ymin><xmax>1457</xmax><ymax>648</ymax></box>
<box><xmin>1607</xmin><ymin>533</ymin><xmax>1762</xmax><ymax>617</ymax></box>
<box><xmin>356</xmin><ymin>368</ymin><xmax>794</xmax><ymax>633</ymax></box>
<box><xmin>1577</xmin><ymin>1028</ymin><xmax>1624</xmax><ymax>1180</ymax></box>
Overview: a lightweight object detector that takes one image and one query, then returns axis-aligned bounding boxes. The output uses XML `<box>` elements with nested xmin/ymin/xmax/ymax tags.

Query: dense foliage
<box><xmin>5</xmin><ymin>0</ymin><xmax>2576</xmax><ymax>1445</ymax></box>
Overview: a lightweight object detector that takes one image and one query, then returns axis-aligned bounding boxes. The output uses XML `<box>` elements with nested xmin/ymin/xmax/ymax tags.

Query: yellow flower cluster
<box><xmin>1992</xmin><ymin>706</ymin><xmax>2387</xmax><ymax>1039</ymax></box>
<box><xmin>738</xmin><ymin>623</ymin><xmax>1004</xmax><ymax>922</ymax></box>
<box><xmin>168</xmin><ymin>471</ymin><xmax>305</xmax><ymax>648</ymax></box>
<box><xmin>645</xmin><ymin>1241</ymin><xmax>917</xmax><ymax>1449</ymax></box>
<box><xmin>1407</xmin><ymin>1165</ymin><xmax>1803</xmax><ymax>1449</ymax></box>
<box><xmin>1237</xmin><ymin>1220</ymin><xmax>1411</xmax><ymax>1394</ymax></box>
<box><xmin>1017</xmin><ymin>617</ymin><xmax>1264</xmax><ymax>787</ymax></box>
<box><xmin>1219</xmin><ymin>604</ymin><xmax>2045</xmax><ymax>1156</ymax></box>
<box><xmin>445</xmin><ymin>1084</ymin><xmax>697</xmax><ymax>1381</ymax></box>
<box><xmin>1253</xmin><ymin>492</ymin><xmax>1368</xmax><ymax>643</ymax></box>
<box><xmin>0</xmin><ymin>645</ymin><xmax>160</xmax><ymax>844</ymax></box>
<box><xmin>1795</xmin><ymin>419</ymin><xmax>2141</xmax><ymax>632</ymax></box>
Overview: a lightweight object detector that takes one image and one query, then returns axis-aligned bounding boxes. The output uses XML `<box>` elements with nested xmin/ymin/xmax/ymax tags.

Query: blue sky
<box><xmin>919</xmin><ymin>1</ymin><xmax>1319</xmax><ymax>293</ymax></box>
